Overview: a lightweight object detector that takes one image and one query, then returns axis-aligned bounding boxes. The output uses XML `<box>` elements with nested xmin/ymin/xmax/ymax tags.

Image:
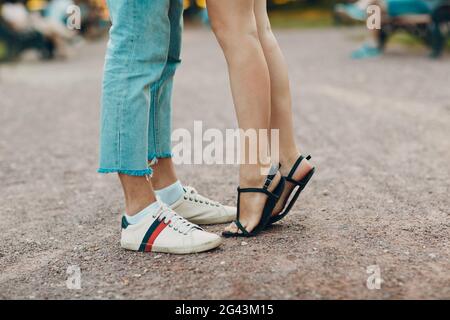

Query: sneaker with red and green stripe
<box><xmin>120</xmin><ymin>203</ymin><xmax>222</xmax><ymax>254</ymax></box>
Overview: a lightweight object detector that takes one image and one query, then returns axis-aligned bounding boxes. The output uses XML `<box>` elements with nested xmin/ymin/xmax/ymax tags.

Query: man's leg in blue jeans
<box><xmin>97</xmin><ymin>1</ymin><xmax>223</xmax><ymax>254</ymax></box>
<box><xmin>99</xmin><ymin>1</ymin><xmax>173</xmax><ymax>215</ymax></box>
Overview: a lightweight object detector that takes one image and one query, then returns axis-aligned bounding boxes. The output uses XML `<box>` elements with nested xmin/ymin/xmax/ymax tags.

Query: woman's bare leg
<box><xmin>208</xmin><ymin>0</ymin><xmax>281</xmax><ymax>233</ymax></box>
<box><xmin>254</xmin><ymin>0</ymin><xmax>313</xmax><ymax>215</ymax></box>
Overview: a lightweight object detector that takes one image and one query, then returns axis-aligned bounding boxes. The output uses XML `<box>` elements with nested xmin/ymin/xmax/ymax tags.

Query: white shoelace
<box><xmin>152</xmin><ymin>204</ymin><xmax>200</xmax><ymax>235</ymax></box>
<box><xmin>184</xmin><ymin>187</ymin><xmax>221</xmax><ymax>207</ymax></box>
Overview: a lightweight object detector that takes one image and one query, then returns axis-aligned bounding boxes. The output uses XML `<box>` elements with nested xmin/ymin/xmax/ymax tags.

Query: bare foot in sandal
<box><xmin>223</xmin><ymin>165</ymin><xmax>283</xmax><ymax>237</ymax></box>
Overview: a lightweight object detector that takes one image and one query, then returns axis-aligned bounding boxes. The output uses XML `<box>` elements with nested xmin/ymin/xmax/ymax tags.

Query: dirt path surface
<box><xmin>0</xmin><ymin>28</ymin><xmax>449</xmax><ymax>299</ymax></box>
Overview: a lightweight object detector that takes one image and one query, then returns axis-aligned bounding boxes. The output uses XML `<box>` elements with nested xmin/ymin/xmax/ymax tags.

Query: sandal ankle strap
<box><xmin>237</xmin><ymin>166</ymin><xmax>281</xmax><ymax>200</ymax></box>
<box><xmin>237</xmin><ymin>187</ymin><xmax>281</xmax><ymax>200</ymax></box>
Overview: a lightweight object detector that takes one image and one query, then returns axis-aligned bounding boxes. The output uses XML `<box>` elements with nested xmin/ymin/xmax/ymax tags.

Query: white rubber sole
<box><xmin>121</xmin><ymin>237</ymin><xmax>223</xmax><ymax>255</ymax></box>
<box><xmin>189</xmin><ymin>214</ymin><xmax>235</xmax><ymax>225</ymax></box>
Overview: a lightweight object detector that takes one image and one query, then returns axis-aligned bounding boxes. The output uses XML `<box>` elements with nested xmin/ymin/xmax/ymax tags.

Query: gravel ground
<box><xmin>0</xmin><ymin>27</ymin><xmax>449</xmax><ymax>300</ymax></box>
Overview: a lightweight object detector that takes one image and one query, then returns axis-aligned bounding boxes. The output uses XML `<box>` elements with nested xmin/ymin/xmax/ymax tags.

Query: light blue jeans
<box><xmin>98</xmin><ymin>0</ymin><xmax>183</xmax><ymax>176</ymax></box>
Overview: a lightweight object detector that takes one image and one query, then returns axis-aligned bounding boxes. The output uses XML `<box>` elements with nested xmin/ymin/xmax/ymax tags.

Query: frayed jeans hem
<box><xmin>97</xmin><ymin>168</ymin><xmax>153</xmax><ymax>177</ymax></box>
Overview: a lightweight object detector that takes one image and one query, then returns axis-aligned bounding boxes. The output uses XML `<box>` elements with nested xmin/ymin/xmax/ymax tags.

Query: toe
<box><xmin>224</xmin><ymin>222</ymin><xmax>239</xmax><ymax>234</ymax></box>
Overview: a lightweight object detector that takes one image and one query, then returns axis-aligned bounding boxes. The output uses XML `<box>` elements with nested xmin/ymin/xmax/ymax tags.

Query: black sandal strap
<box><xmin>263</xmin><ymin>173</ymin><xmax>277</xmax><ymax>189</ymax></box>
<box><xmin>287</xmin><ymin>155</ymin><xmax>312</xmax><ymax>179</ymax></box>
<box><xmin>224</xmin><ymin>165</ymin><xmax>284</xmax><ymax>238</ymax></box>
<box><xmin>234</xmin><ymin>220</ymin><xmax>250</xmax><ymax>236</ymax></box>
<box><xmin>238</xmin><ymin>187</ymin><xmax>280</xmax><ymax>200</ymax></box>
<box><xmin>285</xmin><ymin>176</ymin><xmax>310</xmax><ymax>188</ymax></box>
<box><xmin>237</xmin><ymin>165</ymin><xmax>280</xmax><ymax>199</ymax></box>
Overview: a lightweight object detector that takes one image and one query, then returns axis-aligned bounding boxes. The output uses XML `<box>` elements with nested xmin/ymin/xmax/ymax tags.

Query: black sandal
<box><xmin>222</xmin><ymin>169</ymin><xmax>286</xmax><ymax>238</ymax></box>
<box><xmin>268</xmin><ymin>155</ymin><xmax>315</xmax><ymax>226</ymax></box>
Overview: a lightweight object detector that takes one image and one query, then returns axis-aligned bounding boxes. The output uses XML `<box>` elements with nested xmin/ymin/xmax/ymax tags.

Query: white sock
<box><xmin>125</xmin><ymin>200</ymin><xmax>161</xmax><ymax>225</ymax></box>
<box><xmin>155</xmin><ymin>180</ymin><xmax>184</xmax><ymax>206</ymax></box>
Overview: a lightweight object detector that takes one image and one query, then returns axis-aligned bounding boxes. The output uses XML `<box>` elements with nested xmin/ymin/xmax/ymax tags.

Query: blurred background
<box><xmin>0</xmin><ymin>0</ymin><xmax>449</xmax><ymax>300</ymax></box>
<box><xmin>1</xmin><ymin>0</ymin><xmax>449</xmax><ymax>62</ymax></box>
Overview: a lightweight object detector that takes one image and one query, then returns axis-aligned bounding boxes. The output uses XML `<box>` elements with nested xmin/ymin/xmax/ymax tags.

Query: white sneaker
<box><xmin>171</xmin><ymin>186</ymin><xmax>236</xmax><ymax>225</ymax></box>
<box><xmin>120</xmin><ymin>203</ymin><xmax>222</xmax><ymax>254</ymax></box>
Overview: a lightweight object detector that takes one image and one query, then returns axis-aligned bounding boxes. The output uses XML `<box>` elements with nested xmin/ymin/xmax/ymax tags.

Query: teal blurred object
<box><xmin>200</xmin><ymin>8</ymin><xmax>209</xmax><ymax>25</ymax></box>
<box><xmin>334</xmin><ymin>2</ymin><xmax>367</xmax><ymax>22</ymax></box>
<box><xmin>387</xmin><ymin>0</ymin><xmax>442</xmax><ymax>17</ymax></box>
<box><xmin>183</xmin><ymin>1</ymin><xmax>209</xmax><ymax>25</ymax></box>
<box><xmin>351</xmin><ymin>43</ymin><xmax>382</xmax><ymax>59</ymax></box>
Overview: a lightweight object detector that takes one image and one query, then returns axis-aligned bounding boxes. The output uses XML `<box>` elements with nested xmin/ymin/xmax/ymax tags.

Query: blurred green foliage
<box><xmin>269</xmin><ymin>8</ymin><xmax>333</xmax><ymax>28</ymax></box>
<box><xmin>267</xmin><ymin>0</ymin><xmax>338</xmax><ymax>29</ymax></box>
